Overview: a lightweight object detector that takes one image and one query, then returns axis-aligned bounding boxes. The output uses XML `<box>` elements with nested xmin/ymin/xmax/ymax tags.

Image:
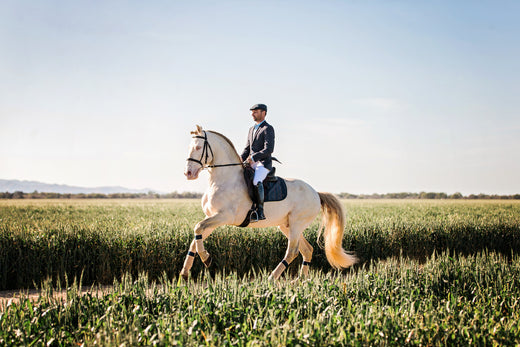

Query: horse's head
<box><xmin>185</xmin><ymin>125</ymin><xmax>243</xmax><ymax>180</ymax></box>
<box><xmin>185</xmin><ymin>125</ymin><xmax>206</xmax><ymax>180</ymax></box>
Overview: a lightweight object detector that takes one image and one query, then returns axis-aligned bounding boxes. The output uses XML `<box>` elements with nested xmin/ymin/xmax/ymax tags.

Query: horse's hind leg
<box><xmin>270</xmin><ymin>223</ymin><xmax>308</xmax><ymax>280</ymax></box>
<box><xmin>277</xmin><ymin>225</ymin><xmax>314</xmax><ymax>278</ymax></box>
<box><xmin>269</xmin><ymin>236</ymin><xmax>300</xmax><ymax>280</ymax></box>
<box><xmin>299</xmin><ymin>237</ymin><xmax>313</xmax><ymax>277</ymax></box>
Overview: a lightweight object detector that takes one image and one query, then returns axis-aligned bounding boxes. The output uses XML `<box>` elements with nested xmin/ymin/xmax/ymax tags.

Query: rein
<box><xmin>186</xmin><ymin>131</ymin><xmax>244</xmax><ymax>169</ymax></box>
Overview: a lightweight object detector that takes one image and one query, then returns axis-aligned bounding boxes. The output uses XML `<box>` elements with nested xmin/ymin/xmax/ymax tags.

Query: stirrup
<box><xmin>256</xmin><ymin>209</ymin><xmax>266</xmax><ymax>220</ymax></box>
<box><xmin>250</xmin><ymin>210</ymin><xmax>259</xmax><ymax>223</ymax></box>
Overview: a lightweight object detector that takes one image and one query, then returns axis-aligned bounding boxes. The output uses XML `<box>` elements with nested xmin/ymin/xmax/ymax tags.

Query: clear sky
<box><xmin>1</xmin><ymin>1</ymin><xmax>519</xmax><ymax>195</ymax></box>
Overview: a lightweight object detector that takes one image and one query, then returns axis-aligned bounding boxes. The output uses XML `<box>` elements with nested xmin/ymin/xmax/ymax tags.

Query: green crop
<box><xmin>1</xmin><ymin>251</ymin><xmax>519</xmax><ymax>345</ymax></box>
<box><xmin>1</xmin><ymin>199</ymin><xmax>520</xmax><ymax>345</ymax></box>
<box><xmin>1</xmin><ymin>199</ymin><xmax>519</xmax><ymax>290</ymax></box>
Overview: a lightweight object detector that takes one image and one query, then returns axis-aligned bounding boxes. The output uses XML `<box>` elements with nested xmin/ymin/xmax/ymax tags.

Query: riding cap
<box><xmin>250</xmin><ymin>104</ymin><xmax>267</xmax><ymax>112</ymax></box>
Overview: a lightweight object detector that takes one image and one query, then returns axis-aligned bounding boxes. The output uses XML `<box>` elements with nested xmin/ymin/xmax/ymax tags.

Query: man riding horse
<box><xmin>182</xmin><ymin>122</ymin><xmax>357</xmax><ymax>280</ymax></box>
<box><xmin>240</xmin><ymin>103</ymin><xmax>275</xmax><ymax>222</ymax></box>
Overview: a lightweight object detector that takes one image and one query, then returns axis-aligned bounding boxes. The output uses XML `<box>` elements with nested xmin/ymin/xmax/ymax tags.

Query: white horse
<box><xmin>182</xmin><ymin>125</ymin><xmax>357</xmax><ymax>280</ymax></box>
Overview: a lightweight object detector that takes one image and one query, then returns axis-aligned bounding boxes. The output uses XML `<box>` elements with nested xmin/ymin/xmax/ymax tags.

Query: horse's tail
<box><xmin>317</xmin><ymin>192</ymin><xmax>357</xmax><ymax>269</ymax></box>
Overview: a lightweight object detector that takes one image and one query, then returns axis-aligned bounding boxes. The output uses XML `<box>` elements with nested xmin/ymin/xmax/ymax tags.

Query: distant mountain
<box><xmin>0</xmin><ymin>179</ymin><xmax>156</xmax><ymax>194</ymax></box>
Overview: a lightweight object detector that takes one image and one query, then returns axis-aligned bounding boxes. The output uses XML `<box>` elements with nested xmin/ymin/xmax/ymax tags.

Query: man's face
<box><xmin>251</xmin><ymin>109</ymin><xmax>266</xmax><ymax>123</ymax></box>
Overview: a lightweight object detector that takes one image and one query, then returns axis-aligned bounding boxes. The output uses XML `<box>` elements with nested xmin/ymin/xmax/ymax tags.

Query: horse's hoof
<box><xmin>203</xmin><ymin>255</ymin><xmax>212</xmax><ymax>268</ymax></box>
<box><xmin>181</xmin><ymin>273</ymin><xmax>189</xmax><ymax>281</ymax></box>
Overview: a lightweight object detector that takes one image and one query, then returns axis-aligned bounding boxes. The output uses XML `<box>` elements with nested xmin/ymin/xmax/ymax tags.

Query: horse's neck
<box><xmin>208</xmin><ymin>166</ymin><xmax>243</xmax><ymax>188</ymax></box>
<box><xmin>207</xmin><ymin>138</ymin><xmax>244</xmax><ymax>188</ymax></box>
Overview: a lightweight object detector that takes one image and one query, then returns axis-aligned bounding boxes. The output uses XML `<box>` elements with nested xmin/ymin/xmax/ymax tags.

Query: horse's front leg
<box><xmin>180</xmin><ymin>214</ymin><xmax>227</xmax><ymax>280</ymax></box>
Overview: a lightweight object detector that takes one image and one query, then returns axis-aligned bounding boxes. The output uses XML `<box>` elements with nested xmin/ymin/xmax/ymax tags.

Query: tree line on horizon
<box><xmin>0</xmin><ymin>191</ymin><xmax>203</xmax><ymax>199</ymax></box>
<box><xmin>1</xmin><ymin>190</ymin><xmax>519</xmax><ymax>200</ymax></box>
<box><xmin>337</xmin><ymin>192</ymin><xmax>520</xmax><ymax>200</ymax></box>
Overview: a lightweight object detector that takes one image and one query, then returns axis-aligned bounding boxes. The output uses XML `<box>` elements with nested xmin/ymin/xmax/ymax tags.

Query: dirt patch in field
<box><xmin>0</xmin><ymin>286</ymin><xmax>112</xmax><ymax>308</ymax></box>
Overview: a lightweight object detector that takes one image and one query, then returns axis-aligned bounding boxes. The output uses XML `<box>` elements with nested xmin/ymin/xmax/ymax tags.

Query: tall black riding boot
<box><xmin>252</xmin><ymin>182</ymin><xmax>266</xmax><ymax>222</ymax></box>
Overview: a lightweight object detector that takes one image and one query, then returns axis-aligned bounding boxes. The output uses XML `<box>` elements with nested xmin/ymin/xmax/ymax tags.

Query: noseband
<box><xmin>186</xmin><ymin>131</ymin><xmax>243</xmax><ymax>169</ymax></box>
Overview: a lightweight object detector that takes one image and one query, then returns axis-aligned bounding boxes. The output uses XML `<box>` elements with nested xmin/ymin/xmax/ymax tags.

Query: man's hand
<box><xmin>246</xmin><ymin>156</ymin><xmax>253</xmax><ymax>164</ymax></box>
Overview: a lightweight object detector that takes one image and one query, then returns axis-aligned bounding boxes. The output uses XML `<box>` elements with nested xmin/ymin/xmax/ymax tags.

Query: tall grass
<box><xmin>1</xmin><ymin>251</ymin><xmax>519</xmax><ymax>345</ymax></box>
<box><xmin>0</xmin><ymin>199</ymin><xmax>519</xmax><ymax>290</ymax></box>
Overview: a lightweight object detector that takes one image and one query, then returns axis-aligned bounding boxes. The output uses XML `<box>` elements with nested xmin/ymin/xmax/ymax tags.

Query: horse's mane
<box><xmin>207</xmin><ymin>130</ymin><xmax>242</xmax><ymax>163</ymax></box>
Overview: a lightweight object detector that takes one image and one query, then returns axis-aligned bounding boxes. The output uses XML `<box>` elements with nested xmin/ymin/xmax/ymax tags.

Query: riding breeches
<box><xmin>251</xmin><ymin>161</ymin><xmax>270</xmax><ymax>185</ymax></box>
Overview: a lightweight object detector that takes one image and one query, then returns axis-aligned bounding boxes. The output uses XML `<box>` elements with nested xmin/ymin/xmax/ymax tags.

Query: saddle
<box><xmin>243</xmin><ymin>165</ymin><xmax>287</xmax><ymax>202</ymax></box>
<box><xmin>238</xmin><ymin>165</ymin><xmax>288</xmax><ymax>227</ymax></box>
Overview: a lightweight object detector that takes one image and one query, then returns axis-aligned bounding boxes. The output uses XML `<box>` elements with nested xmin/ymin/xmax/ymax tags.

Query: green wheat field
<box><xmin>1</xmin><ymin>199</ymin><xmax>520</xmax><ymax>345</ymax></box>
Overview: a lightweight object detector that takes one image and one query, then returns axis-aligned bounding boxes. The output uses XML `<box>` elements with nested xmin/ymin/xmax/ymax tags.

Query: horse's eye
<box><xmin>196</xmin><ymin>146</ymin><xmax>202</xmax><ymax>151</ymax></box>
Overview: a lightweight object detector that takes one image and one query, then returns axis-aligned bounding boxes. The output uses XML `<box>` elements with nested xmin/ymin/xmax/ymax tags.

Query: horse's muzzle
<box><xmin>185</xmin><ymin>168</ymin><xmax>200</xmax><ymax>180</ymax></box>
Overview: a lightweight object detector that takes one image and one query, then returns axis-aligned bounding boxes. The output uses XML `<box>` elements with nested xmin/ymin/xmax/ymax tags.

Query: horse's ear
<box><xmin>190</xmin><ymin>125</ymin><xmax>203</xmax><ymax>135</ymax></box>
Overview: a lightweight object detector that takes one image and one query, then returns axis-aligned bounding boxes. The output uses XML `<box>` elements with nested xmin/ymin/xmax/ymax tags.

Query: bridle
<box><xmin>186</xmin><ymin>131</ymin><xmax>244</xmax><ymax>169</ymax></box>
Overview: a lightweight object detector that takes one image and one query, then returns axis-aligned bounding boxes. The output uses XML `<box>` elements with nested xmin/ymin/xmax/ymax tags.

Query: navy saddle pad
<box><xmin>243</xmin><ymin>166</ymin><xmax>287</xmax><ymax>202</ymax></box>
